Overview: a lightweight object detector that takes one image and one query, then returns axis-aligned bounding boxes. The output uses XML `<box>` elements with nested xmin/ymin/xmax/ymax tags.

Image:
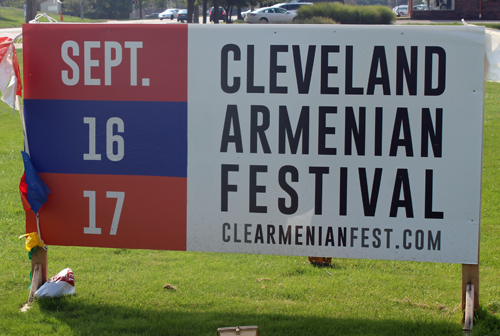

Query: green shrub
<box><xmin>296</xmin><ymin>3</ymin><xmax>395</xmax><ymax>24</ymax></box>
<box><xmin>373</xmin><ymin>5</ymin><xmax>397</xmax><ymax>24</ymax></box>
<box><xmin>296</xmin><ymin>16</ymin><xmax>338</xmax><ymax>24</ymax></box>
<box><xmin>295</xmin><ymin>3</ymin><xmax>314</xmax><ymax>20</ymax></box>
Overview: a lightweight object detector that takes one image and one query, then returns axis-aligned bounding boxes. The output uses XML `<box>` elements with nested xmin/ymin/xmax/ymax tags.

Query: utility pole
<box><xmin>203</xmin><ymin>0</ymin><xmax>207</xmax><ymax>23</ymax></box>
<box><xmin>26</xmin><ymin>0</ymin><xmax>37</xmax><ymax>22</ymax></box>
<box><xmin>132</xmin><ymin>0</ymin><xmax>136</xmax><ymax>19</ymax></box>
<box><xmin>214</xmin><ymin>0</ymin><xmax>219</xmax><ymax>23</ymax></box>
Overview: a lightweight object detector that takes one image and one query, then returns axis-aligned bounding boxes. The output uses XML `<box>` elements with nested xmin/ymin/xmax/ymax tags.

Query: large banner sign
<box><xmin>23</xmin><ymin>24</ymin><xmax>484</xmax><ymax>264</ymax></box>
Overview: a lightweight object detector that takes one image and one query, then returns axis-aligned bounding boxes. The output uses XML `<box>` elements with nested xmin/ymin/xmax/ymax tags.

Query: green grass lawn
<box><xmin>1</xmin><ymin>52</ymin><xmax>500</xmax><ymax>335</ymax></box>
<box><xmin>0</xmin><ymin>7</ymin><xmax>102</xmax><ymax>28</ymax></box>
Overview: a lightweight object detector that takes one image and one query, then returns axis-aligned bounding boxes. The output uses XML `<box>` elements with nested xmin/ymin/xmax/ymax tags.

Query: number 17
<box><xmin>84</xmin><ymin>190</ymin><xmax>125</xmax><ymax>235</ymax></box>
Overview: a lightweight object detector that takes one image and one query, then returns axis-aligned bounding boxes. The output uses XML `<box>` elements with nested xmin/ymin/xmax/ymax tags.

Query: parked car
<box><xmin>241</xmin><ymin>9</ymin><xmax>251</xmax><ymax>19</ymax></box>
<box><xmin>413</xmin><ymin>4</ymin><xmax>428</xmax><ymax>10</ymax></box>
<box><xmin>177</xmin><ymin>9</ymin><xmax>188</xmax><ymax>22</ymax></box>
<box><xmin>159</xmin><ymin>9</ymin><xmax>178</xmax><ymax>20</ymax></box>
<box><xmin>392</xmin><ymin>5</ymin><xmax>408</xmax><ymax>16</ymax></box>
<box><xmin>145</xmin><ymin>13</ymin><xmax>161</xmax><ymax>19</ymax></box>
<box><xmin>245</xmin><ymin>7</ymin><xmax>295</xmax><ymax>23</ymax></box>
<box><xmin>271</xmin><ymin>2</ymin><xmax>312</xmax><ymax>14</ymax></box>
<box><xmin>210</xmin><ymin>7</ymin><xmax>226</xmax><ymax>22</ymax></box>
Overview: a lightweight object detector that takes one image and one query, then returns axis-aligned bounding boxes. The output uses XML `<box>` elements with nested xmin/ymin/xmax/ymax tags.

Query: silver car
<box><xmin>245</xmin><ymin>7</ymin><xmax>295</xmax><ymax>23</ymax></box>
<box><xmin>159</xmin><ymin>9</ymin><xmax>178</xmax><ymax>20</ymax></box>
<box><xmin>392</xmin><ymin>5</ymin><xmax>408</xmax><ymax>16</ymax></box>
<box><xmin>271</xmin><ymin>2</ymin><xmax>312</xmax><ymax>15</ymax></box>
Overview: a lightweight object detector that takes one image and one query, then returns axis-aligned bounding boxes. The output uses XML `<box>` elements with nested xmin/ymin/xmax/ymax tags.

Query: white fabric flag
<box><xmin>485</xmin><ymin>28</ymin><xmax>500</xmax><ymax>82</ymax></box>
<box><xmin>0</xmin><ymin>37</ymin><xmax>21</xmax><ymax>110</ymax></box>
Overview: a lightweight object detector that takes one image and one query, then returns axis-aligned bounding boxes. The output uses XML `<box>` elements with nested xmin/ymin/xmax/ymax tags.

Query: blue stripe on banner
<box><xmin>24</xmin><ymin>99</ymin><xmax>187</xmax><ymax>177</ymax></box>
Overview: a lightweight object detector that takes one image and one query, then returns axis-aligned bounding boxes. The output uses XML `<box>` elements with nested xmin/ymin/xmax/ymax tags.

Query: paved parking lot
<box><xmin>395</xmin><ymin>19</ymin><xmax>500</xmax><ymax>25</ymax></box>
<box><xmin>106</xmin><ymin>16</ymin><xmax>238</xmax><ymax>24</ymax></box>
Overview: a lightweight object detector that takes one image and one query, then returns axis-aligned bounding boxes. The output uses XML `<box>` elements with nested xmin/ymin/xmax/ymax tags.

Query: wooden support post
<box><xmin>462</xmin><ymin>264</ymin><xmax>479</xmax><ymax>310</ymax></box>
<box><xmin>463</xmin><ymin>284</ymin><xmax>474</xmax><ymax>331</ymax></box>
<box><xmin>31</xmin><ymin>247</ymin><xmax>48</xmax><ymax>286</ymax></box>
<box><xmin>462</xmin><ymin>263</ymin><xmax>479</xmax><ymax>330</ymax></box>
<box><xmin>28</xmin><ymin>263</ymin><xmax>43</xmax><ymax>303</ymax></box>
<box><xmin>21</xmin><ymin>248</ymin><xmax>48</xmax><ymax>311</ymax></box>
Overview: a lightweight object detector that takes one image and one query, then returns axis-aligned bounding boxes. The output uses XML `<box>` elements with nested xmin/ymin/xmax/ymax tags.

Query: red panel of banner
<box><xmin>23</xmin><ymin>24</ymin><xmax>187</xmax><ymax>102</ymax></box>
<box><xmin>26</xmin><ymin>173</ymin><xmax>187</xmax><ymax>251</ymax></box>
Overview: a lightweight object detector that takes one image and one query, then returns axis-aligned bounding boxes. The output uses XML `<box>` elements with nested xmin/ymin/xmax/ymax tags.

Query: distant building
<box><xmin>410</xmin><ymin>0</ymin><xmax>500</xmax><ymax>20</ymax></box>
<box><xmin>40</xmin><ymin>0</ymin><xmax>62</xmax><ymax>14</ymax></box>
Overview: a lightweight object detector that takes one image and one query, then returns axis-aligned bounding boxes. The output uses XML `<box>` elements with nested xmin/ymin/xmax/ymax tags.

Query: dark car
<box><xmin>145</xmin><ymin>13</ymin><xmax>160</xmax><ymax>19</ymax></box>
<box><xmin>209</xmin><ymin>7</ymin><xmax>226</xmax><ymax>22</ymax></box>
<box><xmin>177</xmin><ymin>9</ymin><xmax>188</xmax><ymax>22</ymax></box>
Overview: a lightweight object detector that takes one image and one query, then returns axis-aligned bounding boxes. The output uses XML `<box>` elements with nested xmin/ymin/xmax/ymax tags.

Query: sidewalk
<box><xmin>395</xmin><ymin>18</ymin><xmax>500</xmax><ymax>25</ymax></box>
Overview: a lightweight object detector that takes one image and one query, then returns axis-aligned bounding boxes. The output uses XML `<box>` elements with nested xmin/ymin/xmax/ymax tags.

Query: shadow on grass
<box><xmin>0</xmin><ymin>17</ymin><xmax>18</xmax><ymax>23</ymax></box>
<box><xmin>471</xmin><ymin>306</ymin><xmax>500</xmax><ymax>336</ymax></box>
<box><xmin>36</xmin><ymin>296</ymin><xmax>463</xmax><ymax>336</ymax></box>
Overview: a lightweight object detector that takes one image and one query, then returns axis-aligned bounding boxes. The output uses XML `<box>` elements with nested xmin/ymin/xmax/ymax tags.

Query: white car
<box><xmin>159</xmin><ymin>9</ymin><xmax>178</xmax><ymax>20</ymax></box>
<box><xmin>413</xmin><ymin>4</ymin><xmax>428</xmax><ymax>10</ymax></box>
<box><xmin>271</xmin><ymin>2</ymin><xmax>312</xmax><ymax>15</ymax></box>
<box><xmin>241</xmin><ymin>9</ymin><xmax>251</xmax><ymax>19</ymax></box>
<box><xmin>245</xmin><ymin>7</ymin><xmax>295</xmax><ymax>23</ymax></box>
<box><xmin>392</xmin><ymin>5</ymin><xmax>408</xmax><ymax>16</ymax></box>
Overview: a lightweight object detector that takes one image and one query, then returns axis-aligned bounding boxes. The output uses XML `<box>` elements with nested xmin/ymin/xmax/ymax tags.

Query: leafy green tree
<box><xmin>153</xmin><ymin>0</ymin><xmax>168</xmax><ymax>11</ymax></box>
<box><xmin>138</xmin><ymin>0</ymin><xmax>156</xmax><ymax>18</ymax></box>
<box><xmin>356</xmin><ymin>0</ymin><xmax>388</xmax><ymax>5</ymax></box>
<box><xmin>3</xmin><ymin>0</ymin><xmax>26</xmax><ymax>9</ymax></box>
<box><xmin>170</xmin><ymin>0</ymin><xmax>187</xmax><ymax>8</ymax></box>
<box><xmin>63</xmin><ymin>0</ymin><xmax>92</xmax><ymax>17</ymax></box>
<box><xmin>87</xmin><ymin>0</ymin><xmax>132</xmax><ymax>19</ymax></box>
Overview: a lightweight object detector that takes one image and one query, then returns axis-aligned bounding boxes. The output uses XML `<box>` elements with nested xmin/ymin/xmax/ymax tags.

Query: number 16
<box><xmin>84</xmin><ymin>117</ymin><xmax>125</xmax><ymax>162</ymax></box>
